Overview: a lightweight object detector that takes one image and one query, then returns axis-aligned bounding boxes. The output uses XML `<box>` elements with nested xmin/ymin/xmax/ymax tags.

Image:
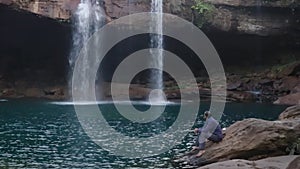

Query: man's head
<box><xmin>204</xmin><ymin>111</ymin><xmax>211</xmax><ymax>120</ymax></box>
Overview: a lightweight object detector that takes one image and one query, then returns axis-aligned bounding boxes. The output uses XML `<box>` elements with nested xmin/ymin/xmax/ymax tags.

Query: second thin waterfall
<box><xmin>150</xmin><ymin>0</ymin><xmax>165</xmax><ymax>102</ymax></box>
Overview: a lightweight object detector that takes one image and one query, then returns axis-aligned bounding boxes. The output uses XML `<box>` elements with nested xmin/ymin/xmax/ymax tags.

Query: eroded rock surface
<box><xmin>279</xmin><ymin>105</ymin><xmax>300</xmax><ymax>120</ymax></box>
<box><xmin>0</xmin><ymin>0</ymin><xmax>80</xmax><ymax>20</ymax></box>
<box><xmin>203</xmin><ymin>0</ymin><xmax>297</xmax><ymax>8</ymax></box>
<box><xmin>274</xmin><ymin>93</ymin><xmax>300</xmax><ymax>105</ymax></box>
<box><xmin>0</xmin><ymin>0</ymin><xmax>299</xmax><ymax>36</ymax></box>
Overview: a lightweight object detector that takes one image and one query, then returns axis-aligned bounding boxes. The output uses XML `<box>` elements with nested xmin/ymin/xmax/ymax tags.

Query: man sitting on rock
<box><xmin>193</xmin><ymin>111</ymin><xmax>223</xmax><ymax>157</ymax></box>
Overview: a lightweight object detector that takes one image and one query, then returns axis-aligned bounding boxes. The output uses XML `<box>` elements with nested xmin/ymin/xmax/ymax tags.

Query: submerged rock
<box><xmin>172</xmin><ymin>107</ymin><xmax>300</xmax><ymax>168</ymax></box>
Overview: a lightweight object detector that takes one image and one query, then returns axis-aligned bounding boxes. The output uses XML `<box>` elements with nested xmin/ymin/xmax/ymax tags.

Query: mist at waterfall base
<box><xmin>0</xmin><ymin>100</ymin><xmax>287</xmax><ymax>168</ymax></box>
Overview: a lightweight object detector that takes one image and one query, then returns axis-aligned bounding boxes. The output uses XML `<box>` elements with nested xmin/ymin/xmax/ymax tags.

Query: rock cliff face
<box><xmin>203</xmin><ymin>0</ymin><xmax>297</xmax><ymax>7</ymax></box>
<box><xmin>0</xmin><ymin>0</ymin><xmax>79</xmax><ymax>20</ymax></box>
<box><xmin>103</xmin><ymin>0</ymin><xmax>194</xmax><ymax>21</ymax></box>
<box><xmin>1</xmin><ymin>0</ymin><xmax>299</xmax><ymax>36</ymax></box>
<box><xmin>103</xmin><ymin>0</ymin><xmax>300</xmax><ymax>36</ymax></box>
<box><xmin>1</xmin><ymin>0</ymin><xmax>299</xmax><ymax>61</ymax></box>
<box><xmin>203</xmin><ymin>0</ymin><xmax>299</xmax><ymax>36</ymax></box>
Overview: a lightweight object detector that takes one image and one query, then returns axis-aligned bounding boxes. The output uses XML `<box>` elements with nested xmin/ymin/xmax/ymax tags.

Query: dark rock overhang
<box><xmin>0</xmin><ymin>4</ymin><xmax>71</xmax><ymax>80</ymax></box>
<box><xmin>0</xmin><ymin>1</ymin><xmax>299</xmax><ymax>82</ymax></box>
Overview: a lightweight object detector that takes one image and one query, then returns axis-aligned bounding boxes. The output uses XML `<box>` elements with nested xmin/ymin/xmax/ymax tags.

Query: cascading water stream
<box><xmin>150</xmin><ymin>0</ymin><xmax>165</xmax><ymax>102</ymax></box>
<box><xmin>70</xmin><ymin>0</ymin><xmax>165</xmax><ymax>102</ymax></box>
<box><xmin>69</xmin><ymin>0</ymin><xmax>106</xmax><ymax>101</ymax></box>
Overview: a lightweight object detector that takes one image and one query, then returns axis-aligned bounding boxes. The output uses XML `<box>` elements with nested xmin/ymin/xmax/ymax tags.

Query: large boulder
<box><xmin>172</xmin><ymin>118</ymin><xmax>300</xmax><ymax>167</ymax></box>
<box><xmin>197</xmin><ymin>155</ymin><xmax>300</xmax><ymax>169</ymax></box>
<box><xmin>277</xmin><ymin>61</ymin><xmax>300</xmax><ymax>77</ymax></box>
<box><xmin>275</xmin><ymin>77</ymin><xmax>300</xmax><ymax>93</ymax></box>
<box><xmin>279</xmin><ymin>105</ymin><xmax>300</xmax><ymax>120</ymax></box>
<box><xmin>274</xmin><ymin>92</ymin><xmax>300</xmax><ymax>105</ymax></box>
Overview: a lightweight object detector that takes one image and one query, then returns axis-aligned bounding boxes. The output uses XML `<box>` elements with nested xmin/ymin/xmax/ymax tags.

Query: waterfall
<box><xmin>70</xmin><ymin>0</ymin><xmax>165</xmax><ymax>102</ymax></box>
<box><xmin>150</xmin><ymin>0</ymin><xmax>165</xmax><ymax>102</ymax></box>
<box><xmin>69</xmin><ymin>0</ymin><xmax>106</xmax><ymax>101</ymax></box>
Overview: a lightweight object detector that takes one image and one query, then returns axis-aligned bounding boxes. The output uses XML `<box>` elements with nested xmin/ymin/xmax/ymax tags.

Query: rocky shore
<box><xmin>172</xmin><ymin>105</ymin><xmax>300</xmax><ymax>168</ymax></box>
<box><xmin>0</xmin><ymin>61</ymin><xmax>299</xmax><ymax>105</ymax></box>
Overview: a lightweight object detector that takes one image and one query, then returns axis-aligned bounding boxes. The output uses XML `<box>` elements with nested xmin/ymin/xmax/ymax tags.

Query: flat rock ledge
<box><xmin>172</xmin><ymin>106</ymin><xmax>300</xmax><ymax>168</ymax></box>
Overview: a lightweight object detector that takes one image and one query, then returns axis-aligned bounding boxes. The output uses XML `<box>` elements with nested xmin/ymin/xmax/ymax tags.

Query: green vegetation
<box><xmin>270</xmin><ymin>60</ymin><xmax>299</xmax><ymax>74</ymax></box>
<box><xmin>191</xmin><ymin>0</ymin><xmax>215</xmax><ymax>27</ymax></box>
<box><xmin>270</xmin><ymin>64</ymin><xmax>289</xmax><ymax>74</ymax></box>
